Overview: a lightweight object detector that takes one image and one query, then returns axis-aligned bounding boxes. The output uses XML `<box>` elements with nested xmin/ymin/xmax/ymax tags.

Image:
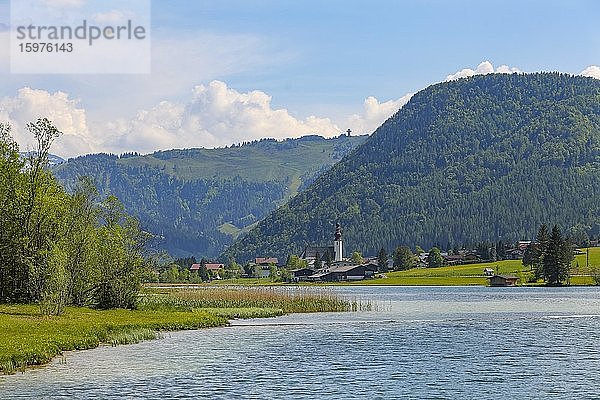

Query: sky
<box><xmin>0</xmin><ymin>0</ymin><xmax>599</xmax><ymax>158</ymax></box>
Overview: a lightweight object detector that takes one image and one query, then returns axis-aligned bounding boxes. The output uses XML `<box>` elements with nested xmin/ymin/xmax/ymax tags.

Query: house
<box><xmin>306</xmin><ymin>262</ymin><xmax>377</xmax><ymax>282</ymax></box>
<box><xmin>505</xmin><ymin>248</ymin><xmax>524</xmax><ymax>260</ymax></box>
<box><xmin>248</xmin><ymin>257</ymin><xmax>279</xmax><ymax>278</ymax></box>
<box><xmin>443</xmin><ymin>254</ymin><xmax>465</xmax><ymax>266</ymax></box>
<box><xmin>190</xmin><ymin>263</ymin><xmax>224</xmax><ymax>272</ymax></box>
<box><xmin>290</xmin><ymin>268</ymin><xmax>315</xmax><ymax>282</ymax></box>
<box><xmin>301</xmin><ymin>246</ymin><xmax>335</xmax><ymax>266</ymax></box>
<box><xmin>190</xmin><ymin>263</ymin><xmax>224</xmax><ymax>279</ymax></box>
<box><xmin>518</xmin><ymin>241</ymin><xmax>532</xmax><ymax>251</ymax></box>
<box><xmin>488</xmin><ymin>274</ymin><xmax>519</xmax><ymax>287</ymax></box>
<box><xmin>255</xmin><ymin>257</ymin><xmax>279</xmax><ymax>266</ymax></box>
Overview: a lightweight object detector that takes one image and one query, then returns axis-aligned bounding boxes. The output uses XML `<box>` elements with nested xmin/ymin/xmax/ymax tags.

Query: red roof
<box><xmin>255</xmin><ymin>257</ymin><xmax>278</xmax><ymax>265</ymax></box>
<box><xmin>190</xmin><ymin>263</ymin><xmax>224</xmax><ymax>271</ymax></box>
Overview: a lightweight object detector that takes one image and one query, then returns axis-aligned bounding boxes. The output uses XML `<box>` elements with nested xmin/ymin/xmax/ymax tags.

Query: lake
<box><xmin>2</xmin><ymin>286</ymin><xmax>600</xmax><ymax>399</ymax></box>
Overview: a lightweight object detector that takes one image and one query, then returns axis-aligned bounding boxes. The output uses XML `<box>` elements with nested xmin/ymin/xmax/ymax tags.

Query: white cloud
<box><xmin>12</xmin><ymin>60</ymin><xmax>596</xmax><ymax>159</ymax></box>
<box><xmin>97</xmin><ymin>81</ymin><xmax>340</xmax><ymax>154</ymax></box>
<box><xmin>345</xmin><ymin>93</ymin><xmax>414</xmax><ymax>135</ymax></box>
<box><xmin>92</xmin><ymin>10</ymin><xmax>131</xmax><ymax>24</ymax></box>
<box><xmin>445</xmin><ymin>60</ymin><xmax>521</xmax><ymax>81</ymax></box>
<box><xmin>581</xmin><ymin>66</ymin><xmax>600</xmax><ymax>79</ymax></box>
<box><xmin>0</xmin><ymin>88</ymin><xmax>94</xmax><ymax>157</ymax></box>
<box><xmin>41</xmin><ymin>0</ymin><xmax>85</xmax><ymax>8</ymax></box>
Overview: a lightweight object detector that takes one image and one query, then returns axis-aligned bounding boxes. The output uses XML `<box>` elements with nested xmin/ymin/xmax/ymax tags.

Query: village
<box><xmin>182</xmin><ymin>223</ymin><xmax>600</xmax><ymax>287</ymax></box>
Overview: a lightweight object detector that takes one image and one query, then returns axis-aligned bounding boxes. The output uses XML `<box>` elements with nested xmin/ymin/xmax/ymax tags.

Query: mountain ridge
<box><xmin>222</xmin><ymin>72</ymin><xmax>600</xmax><ymax>262</ymax></box>
<box><xmin>53</xmin><ymin>134</ymin><xmax>368</xmax><ymax>257</ymax></box>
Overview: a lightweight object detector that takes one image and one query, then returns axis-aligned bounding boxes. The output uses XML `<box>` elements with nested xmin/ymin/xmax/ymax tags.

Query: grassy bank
<box><xmin>1</xmin><ymin>286</ymin><xmax>359</xmax><ymax>374</ymax></box>
<box><xmin>0</xmin><ymin>304</ymin><xmax>231</xmax><ymax>374</ymax></box>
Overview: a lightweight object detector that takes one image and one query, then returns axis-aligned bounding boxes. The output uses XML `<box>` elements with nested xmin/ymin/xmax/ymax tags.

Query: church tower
<box><xmin>334</xmin><ymin>223</ymin><xmax>343</xmax><ymax>262</ymax></box>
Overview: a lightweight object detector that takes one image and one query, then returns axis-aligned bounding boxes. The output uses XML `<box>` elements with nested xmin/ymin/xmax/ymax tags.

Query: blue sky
<box><xmin>0</xmin><ymin>0</ymin><xmax>599</xmax><ymax>157</ymax></box>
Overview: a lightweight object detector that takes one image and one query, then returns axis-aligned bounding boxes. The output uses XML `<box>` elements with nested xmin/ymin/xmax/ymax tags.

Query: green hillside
<box><xmin>223</xmin><ymin>73</ymin><xmax>600</xmax><ymax>262</ymax></box>
<box><xmin>53</xmin><ymin>135</ymin><xmax>367</xmax><ymax>257</ymax></box>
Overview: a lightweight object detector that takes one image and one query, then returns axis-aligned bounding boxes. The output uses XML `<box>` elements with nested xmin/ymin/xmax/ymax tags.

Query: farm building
<box><xmin>488</xmin><ymin>275</ymin><xmax>519</xmax><ymax>287</ymax></box>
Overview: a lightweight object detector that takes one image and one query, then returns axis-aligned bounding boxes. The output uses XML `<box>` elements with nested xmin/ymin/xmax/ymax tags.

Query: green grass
<box><xmin>572</xmin><ymin>247</ymin><xmax>600</xmax><ymax>274</ymax></box>
<box><xmin>360</xmin><ymin>247</ymin><xmax>600</xmax><ymax>286</ymax></box>
<box><xmin>115</xmin><ymin>136</ymin><xmax>367</xmax><ymax>182</ymax></box>
<box><xmin>1</xmin><ymin>286</ymin><xmax>359</xmax><ymax>374</ymax></box>
<box><xmin>218</xmin><ymin>221</ymin><xmax>259</xmax><ymax>240</ymax></box>
<box><xmin>0</xmin><ymin>305</ymin><xmax>230</xmax><ymax>374</ymax></box>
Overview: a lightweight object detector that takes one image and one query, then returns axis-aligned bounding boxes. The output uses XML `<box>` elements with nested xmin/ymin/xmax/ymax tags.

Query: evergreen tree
<box><xmin>534</xmin><ymin>224</ymin><xmax>549</xmax><ymax>280</ymax></box>
<box><xmin>393</xmin><ymin>246</ymin><xmax>414</xmax><ymax>271</ymax></box>
<box><xmin>496</xmin><ymin>240</ymin><xmax>506</xmax><ymax>260</ymax></box>
<box><xmin>543</xmin><ymin>224</ymin><xmax>572</xmax><ymax>285</ymax></box>
<box><xmin>323</xmin><ymin>251</ymin><xmax>333</xmax><ymax>268</ymax></box>
<box><xmin>428</xmin><ymin>247</ymin><xmax>444</xmax><ymax>268</ymax></box>
<box><xmin>199</xmin><ymin>258</ymin><xmax>209</xmax><ymax>282</ymax></box>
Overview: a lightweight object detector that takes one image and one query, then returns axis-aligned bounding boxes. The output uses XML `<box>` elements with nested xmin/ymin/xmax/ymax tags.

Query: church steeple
<box><xmin>334</xmin><ymin>223</ymin><xmax>343</xmax><ymax>261</ymax></box>
<box><xmin>335</xmin><ymin>223</ymin><xmax>342</xmax><ymax>241</ymax></box>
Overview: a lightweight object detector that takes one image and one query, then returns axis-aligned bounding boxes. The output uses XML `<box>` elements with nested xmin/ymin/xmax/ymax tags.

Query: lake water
<box><xmin>2</xmin><ymin>286</ymin><xmax>600</xmax><ymax>399</ymax></box>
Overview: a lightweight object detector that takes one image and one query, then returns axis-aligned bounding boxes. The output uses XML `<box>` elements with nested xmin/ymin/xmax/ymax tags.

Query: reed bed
<box><xmin>140</xmin><ymin>286</ymin><xmax>372</xmax><ymax>313</ymax></box>
<box><xmin>1</xmin><ymin>287</ymin><xmax>370</xmax><ymax>374</ymax></box>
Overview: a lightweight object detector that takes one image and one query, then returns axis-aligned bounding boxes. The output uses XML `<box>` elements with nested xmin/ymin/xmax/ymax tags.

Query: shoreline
<box><xmin>0</xmin><ymin>305</ymin><xmax>283</xmax><ymax>375</ymax></box>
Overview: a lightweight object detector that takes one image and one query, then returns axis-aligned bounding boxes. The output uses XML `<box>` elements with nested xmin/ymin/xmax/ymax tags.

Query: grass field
<box><xmin>361</xmin><ymin>247</ymin><xmax>600</xmax><ymax>286</ymax></box>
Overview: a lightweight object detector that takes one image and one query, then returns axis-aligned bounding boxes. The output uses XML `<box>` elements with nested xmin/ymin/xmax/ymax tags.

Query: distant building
<box><xmin>190</xmin><ymin>263</ymin><xmax>224</xmax><ymax>279</ymax></box>
<box><xmin>517</xmin><ymin>241</ymin><xmax>532</xmax><ymax>251</ymax></box>
<box><xmin>255</xmin><ymin>257</ymin><xmax>279</xmax><ymax>266</ymax></box>
<box><xmin>488</xmin><ymin>275</ymin><xmax>519</xmax><ymax>287</ymax></box>
<box><xmin>290</xmin><ymin>268</ymin><xmax>315</xmax><ymax>282</ymax></box>
<box><xmin>190</xmin><ymin>263</ymin><xmax>224</xmax><ymax>272</ymax></box>
<box><xmin>301</xmin><ymin>223</ymin><xmax>344</xmax><ymax>266</ymax></box>
<box><xmin>307</xmin><ymin>263</ymin><xmax>377</xmax><ymax>282</ymax></box>
<box><xmin>301</xmin><ymin>246</ymin><xmax>335</xmax><ymax>265</ymax></box>
<box><xmin>505</xmin><ymin>248</ymin><xmax>525</xmax><ymax>260</ymax></box>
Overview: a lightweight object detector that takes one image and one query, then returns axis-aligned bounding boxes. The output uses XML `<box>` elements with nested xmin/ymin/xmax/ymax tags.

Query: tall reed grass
<box><xmin>139</xmin><ymin>286</ymin><xmax>372</xmax><ymax>313</ymax></box>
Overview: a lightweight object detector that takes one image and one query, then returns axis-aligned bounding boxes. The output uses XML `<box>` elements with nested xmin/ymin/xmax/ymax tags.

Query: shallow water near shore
<box><xmin>2</xmin><ymin>286</ymin><xmax>600</xmax><ymax>399</ymax></box>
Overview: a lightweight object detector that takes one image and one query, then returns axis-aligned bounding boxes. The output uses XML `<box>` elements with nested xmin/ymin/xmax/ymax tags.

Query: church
<box><xmin>295</xmin><ymin>223</ymin><xmax>377</xmax><ymax>282</ymax></box>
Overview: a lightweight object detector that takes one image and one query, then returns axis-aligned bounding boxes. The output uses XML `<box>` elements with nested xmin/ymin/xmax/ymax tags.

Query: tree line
<box><xmin>0</xmin><ymin>119</ymin><xmax>150</xmax><ymax>314</ymax></box>
<box><xmin>523</xmin><ymin>224</ymin><xmax>574</xmax><ymax>285</ymax></box>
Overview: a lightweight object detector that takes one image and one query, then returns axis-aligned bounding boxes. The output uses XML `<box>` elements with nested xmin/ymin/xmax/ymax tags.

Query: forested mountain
<box><xmin>53</xmin><ymin>135</ymin><xmax>367</xmax><ymax>257</ymax></box>
<box><xmin>223</xmin><ymin>73</ymin><xmax>600</xmax><ymax>262</ymax></box>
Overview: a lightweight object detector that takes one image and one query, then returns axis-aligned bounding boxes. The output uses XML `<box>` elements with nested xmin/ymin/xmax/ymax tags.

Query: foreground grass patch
<box><xmin>0</xmin><ymin>305</ymin><xmax>229</xmax><ymax>374</ymax></box>
<box><xmin>1</xmin><ymin>286</ymin><xmax>359</xmax><ymax>374</ymax></box>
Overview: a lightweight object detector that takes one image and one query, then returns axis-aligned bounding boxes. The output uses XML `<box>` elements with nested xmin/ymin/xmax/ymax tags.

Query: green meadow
<box><xmin>359</xmin><ymin>247</ymin><xmax>600</xmax><ymax>286</ymax></box>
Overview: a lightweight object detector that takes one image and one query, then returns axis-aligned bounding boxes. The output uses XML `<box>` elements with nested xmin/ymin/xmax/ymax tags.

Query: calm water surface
<box><xmin>2</xmin><ymin>286</ymin><xmax>600</xmax><ymax>399</ymax></box>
